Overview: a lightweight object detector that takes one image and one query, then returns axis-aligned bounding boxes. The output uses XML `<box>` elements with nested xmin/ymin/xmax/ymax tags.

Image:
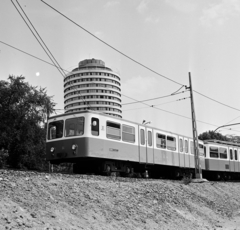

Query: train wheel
<box><xmin>105</xmin><ymin>164</ymin><xmax>111</xmax><ymax>176</ymax></box>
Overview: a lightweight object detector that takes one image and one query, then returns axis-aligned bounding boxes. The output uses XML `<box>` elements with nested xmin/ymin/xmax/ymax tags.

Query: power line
<box><xmin>224</xmin><ymin>115</ymin><xmax>240</xmax><ymax>126</ymax></box>
<box><xmin>122</xmin><ymin>90</ymin><xmax>189</xmax><ymax>106</ymax></box>
<box><xmin>3</xmin><ymin>38</ymin><xmax>238</xmax><ymax>131</ymax></box>
<box><xmin>0</xmin><ymin>40</ymin><xmax>70</xmax><ymax>73</ymax></box>
<box><xmin>123</xmin><ymin>98</ymin><xmax>189</xmax><ymax>111</ymax></box>
<box><xmin>11</xmin><ymin>0</ymin><xmax>65</xmax><ymax>78</ymax></box>
<box><xmin>12</xmin><ymin>0</ymin><xmax>93</xmax><ymax>109</ymax></box>
<box><xmin>194</xmin><ymin>90</ymin><xmax>240</xmax><ymax>112</ymax></box>
<box><xmin>15</xmin><ymin>0</ymin><xmax>66</xmax><ymax>77</ymax></box>
<box><xmin>40</xmin><ymin>0</ymin><xmax>185</xmax><ymax>87</ymax></box>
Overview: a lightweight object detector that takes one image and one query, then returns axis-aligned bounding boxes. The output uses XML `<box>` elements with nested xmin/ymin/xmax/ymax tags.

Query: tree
<box><xmin>0</xmin><ymin>76</ymin><xmax>56</xmax><ymax>169</ymax></box>
<box><xmin>198</xmin><ymin>130</ymin><xmax>229</xmax><ymax>142</ymax></box>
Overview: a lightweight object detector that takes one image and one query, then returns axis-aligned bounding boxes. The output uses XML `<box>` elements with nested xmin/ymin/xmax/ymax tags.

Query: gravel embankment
<box><xmin>1</xmin><ymin>169</ymin><xmax>240</xmax><ymax>230</ymax></box>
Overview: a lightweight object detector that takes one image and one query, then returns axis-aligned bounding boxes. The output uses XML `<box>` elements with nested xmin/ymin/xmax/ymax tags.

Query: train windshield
<box><xmin>65</xmin><ymin>117</ymin><xmax>84</xmax><ymax>137</ymax></box>
<box><xmin>48</xmin><ymin>120</ymin><xmax>64</xmax><ymax>140</ymax></box>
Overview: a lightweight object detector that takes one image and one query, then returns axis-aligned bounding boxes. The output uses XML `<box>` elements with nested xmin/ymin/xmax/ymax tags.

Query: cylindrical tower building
<box><xmin>64</xmin><ymin>58</ymin><xmax>122</xmax><ymax>118</ymax></box>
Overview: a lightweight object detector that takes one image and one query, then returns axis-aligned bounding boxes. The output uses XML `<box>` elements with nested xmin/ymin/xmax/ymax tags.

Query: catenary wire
<box><xmin>13</xmin><ymin>0</ymin><xmax>66</xmax><ymax>78</ymax></box>
<box><xmin>122</xmin><ymin>90</ymin><xmax>189</xmax><ymax>106</ymax></box>
<box><xmin>11</xmin><ymin>0</ymin><xmax>65</xmax><ymax>78</ymax></box>
<box><xmin>4</xmin><ymin>9</ymin><xmax>240</xmax><ymax>131</ymax></box>
<box><xmin>3</xmin><ymin>33</ymin><xmax>240</xmax><ymax>131</ymax></box>
<box><xmin>194</xmin><ymin>90</ymin><xmax>240</xmax><ymax>112</ymax></box>
<box><xmin>11</xmin><ymin>1</ymin><xmax>92</xmax><ymax>109</ymax></box>
<box><xmin>122</xmin><ymin>98</ymin><xmax>189</xmax><ymax>111</ymax></box>
<box><xmin>39</xmin><ymin>1</ymin><xmax>240</xmax><ymax>117</ymax></box>
<box><xmin>0</xmin><ymin>40</ymin><xmax>71</xmax><ymax>73</ymax></box>
<box><xmin>40</xmin><ymin>0</ymin><xmax>185</xmax><ymax>87</ymax></box>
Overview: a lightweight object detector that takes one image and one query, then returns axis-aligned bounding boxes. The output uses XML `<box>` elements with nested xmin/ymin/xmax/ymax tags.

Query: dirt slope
<box><xmin>1</xmin><ymin>169</ymin><xmax>240</xmax><ymax>230</ymax></box>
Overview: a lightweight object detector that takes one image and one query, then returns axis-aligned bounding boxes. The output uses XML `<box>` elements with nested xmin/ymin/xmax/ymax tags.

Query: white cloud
<box><xmin>145</xmin><ymin>16</ymin><xmax>159</xmax><ymax>24</ymax></box>
<box><xmin>137</xmin><ymin>0</ymin><xmax>149</xmax><ymax>14</ymax></box>
<box><xmin>104</xmin><ymin>1</ymin><xmax>120</xmax><ymax>8</ymax></box>
<box><xmin>200</xmin><ymin>0</ymin><xmax>240</xmax><ymax>27</ymax></box>
<box><xmin>122</xmin><ymin>75</ymin><xmax>160</xmax><ymax>100</ymax></box>
<box><xmin>165</xmin><ymin>0</ymin><xmax>197</xmax><ymax>13</ymax></box>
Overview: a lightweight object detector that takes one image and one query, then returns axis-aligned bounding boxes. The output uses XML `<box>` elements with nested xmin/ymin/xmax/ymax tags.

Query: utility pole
<box><xmin>187</xmin><ymin>72</ymin><xmax>202</xmax><ymax>179</ymax></box>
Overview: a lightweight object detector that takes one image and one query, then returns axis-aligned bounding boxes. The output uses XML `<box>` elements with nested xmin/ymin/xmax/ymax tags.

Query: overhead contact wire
<box><xmin>40</xmin><ymin>0</ymin><xmax>185</xmax><ymax>87</ymax></box>
<box><xmin>122</xmin><ymin>90</ymin><xmax>189</xmax><ymax>106</ymax></box>
<box><xmin>13</xmin><ymin>0</ymin><xmax>66</xmax><ymax>78</ymax></box>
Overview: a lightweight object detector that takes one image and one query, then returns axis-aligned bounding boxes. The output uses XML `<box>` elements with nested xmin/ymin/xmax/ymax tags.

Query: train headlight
<box><xmin>72</xmin><ymin>144</ymin><xmax>77</xmax><ymax>150</ymax></box>
<box><xmin>50</xmin><ymin>147</ymin><xmax>55</xmax><ymax>153</ymax></box>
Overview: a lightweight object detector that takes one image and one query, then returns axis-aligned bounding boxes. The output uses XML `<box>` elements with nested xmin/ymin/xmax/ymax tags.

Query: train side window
<box><xmin>185</xmin><ymin>140</ymin><xmax>188</xmax><ymax>153</ymax></box>
<box><xmin>199</xmin><ymin>144</ymin><xmax>204</xmax><ymax>156</ymax></box>
<box><xmin>48</xmin><ymin>120</ymin><xmax>63</xmax><ymax>140</ymax></box>
<box><xmin>219</xmin><ymin>147</ymin><xmax>227</xmax><ymax>159</ymax></box>
<box><xmin>179</xmin><ymin>139</ymin><xmax>183</xmax><ymax>152</ymax></box>
<box><xmin>234</xmin><ymin>150</ymin><xmax>237</xmax><ymax>160</ymax></box>
<box><xmin>156</xmin><ymin>133</ymin><xmax>166</xmax><ymax>149</ymax></box>
<box><xmin>140</xmin><ymin>129</ymin><xmax>145</xmax><ymax>145</ymax></box>
<box><xmin>204</xmin><ymin>146</ymin><xmax>206</xmax><ymax>157</ymax></box>
<box><xmin>65</xmin><ymin>117</ymin><xmax>84</xmax><ymax>137</ymax></box>
<box><xmin>210</xmin><ymin>147</ymin><xmax>219</xmax><ymax>158</ymax></box>
<box><xmin>167</xmin><ymin>136</ymin><xmax>176</xmax><ymax>151</ymax></box>
<box><xmin>190</xmin><ymin>141</ymin><xmax>194</xmax><ymax>154</ymax></box>
<box><xmin>148</xmin><ymin>131</ymin><xmax>152</xmax><ymax>146</ymax></box>
<box><xmin>91</xmin><ymin>118</ymin><xmax>99</xmax><ymax>136</ymax></box>
<box><xmin>230</xmin><ymin>149</ymin><xmax>233</xmax><ymax>160</ymax></box>
<box><xmin>106</xmin><ymin>121</ymin><xmax>121</xmax><ymax>140</ymax></box>
<box><xmin>122</xmin><ymin>124</ymin><xmax>135</xmax><ymax>143</ymax></box>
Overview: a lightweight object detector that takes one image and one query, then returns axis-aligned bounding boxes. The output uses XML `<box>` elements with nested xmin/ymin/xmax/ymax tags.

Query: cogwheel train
<box><xmin>46</xmin><ymin>110</ymin><xmax>240</xmax><ymax>180</ymax></box>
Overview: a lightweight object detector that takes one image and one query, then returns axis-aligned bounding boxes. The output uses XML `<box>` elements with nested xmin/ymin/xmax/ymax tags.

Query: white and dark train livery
<box><xmin>46</xmin><ymin>110</ymin><xmax>240</xmax><ymax>179</ymax></box>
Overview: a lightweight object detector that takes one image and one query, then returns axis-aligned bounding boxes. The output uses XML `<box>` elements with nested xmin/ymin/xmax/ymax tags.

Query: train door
<box><xmin>179</xmin><ymin>137</ymin><xmax>185</xmax><ymax>167</ymax></box>
<box><xmin>234</xmin><ymin>148</ymin><xmax>238</xmax><ymax>172</ymax></box>
<box><xmin>238</xmin><ymin>149</ymin><xmax>240</xmax><ymax>173</ymax></box>
<box><xmin>139</xmin><ymin>126</ymin><xmax>147</xmax><ymax>163</ymax></box>
<box><xmin>189</xmin><ymin>140</ymin><xmax>195</xmax><ymax>168</ymax></box>
<box><xmin>138</xmin><ymin>126</ymin><xmax>154</xmax><ymax>164</ymax></box>
<box><xmin>184</xmin><ymin>138</ymin><xmax>190</xmax><ymax>168</ymax></box>
<box><xmin>229</xmin><ymin>148</ymin><xmax>235</xmax><ymax>172</ymax></box>
<box><xmin>146</xmin><ymin>128</ymin><xmax>154</xmax><ymax>164</ymax></box>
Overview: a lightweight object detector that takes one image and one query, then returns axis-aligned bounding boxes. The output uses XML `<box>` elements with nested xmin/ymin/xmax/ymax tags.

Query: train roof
<box><xmin>48</xmin><ymin>110</ymin><xmax>197</xmax><ymax>140</ymax></box>
<box><xmin>204</xmin><ymin>139</ymin><xmax>240</xmax><ymax>147</ymax></box>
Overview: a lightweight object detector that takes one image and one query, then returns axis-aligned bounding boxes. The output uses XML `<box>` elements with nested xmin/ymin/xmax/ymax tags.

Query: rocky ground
<box><xmin>1</xmin><ymin>170</ymin><xmax>240</xmax><ymax>230</ymax></box>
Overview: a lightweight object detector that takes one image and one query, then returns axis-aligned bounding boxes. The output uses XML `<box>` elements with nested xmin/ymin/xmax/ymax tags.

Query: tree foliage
<box><xmin>0</xmin><ymin>76</ymin><xmax>55</xmax><ymax>169</ymax></box>
<box><xmin>198</xmin><ymin>130</ymin><xmax>229</xmax><ymax>142</ymax></box>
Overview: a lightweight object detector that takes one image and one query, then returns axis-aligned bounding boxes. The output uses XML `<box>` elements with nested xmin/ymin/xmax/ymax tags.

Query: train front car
<box><xmin>46</xmin><ymin>111</ymin><xmax>88</xmax><ymax>167</ymax></box>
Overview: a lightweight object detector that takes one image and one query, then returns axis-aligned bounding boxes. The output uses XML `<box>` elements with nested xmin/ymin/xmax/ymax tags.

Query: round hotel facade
<box><xmin>64</xmin><ymin>59</ymin><xmax>122</xmax><ymax>118</ymax></box>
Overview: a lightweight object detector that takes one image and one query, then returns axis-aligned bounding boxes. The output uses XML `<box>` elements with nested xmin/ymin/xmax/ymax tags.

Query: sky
<box><xmin>1</xmin><ymin>0</ymin><xmax>240</xmax><ymax>138</ymax></box>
